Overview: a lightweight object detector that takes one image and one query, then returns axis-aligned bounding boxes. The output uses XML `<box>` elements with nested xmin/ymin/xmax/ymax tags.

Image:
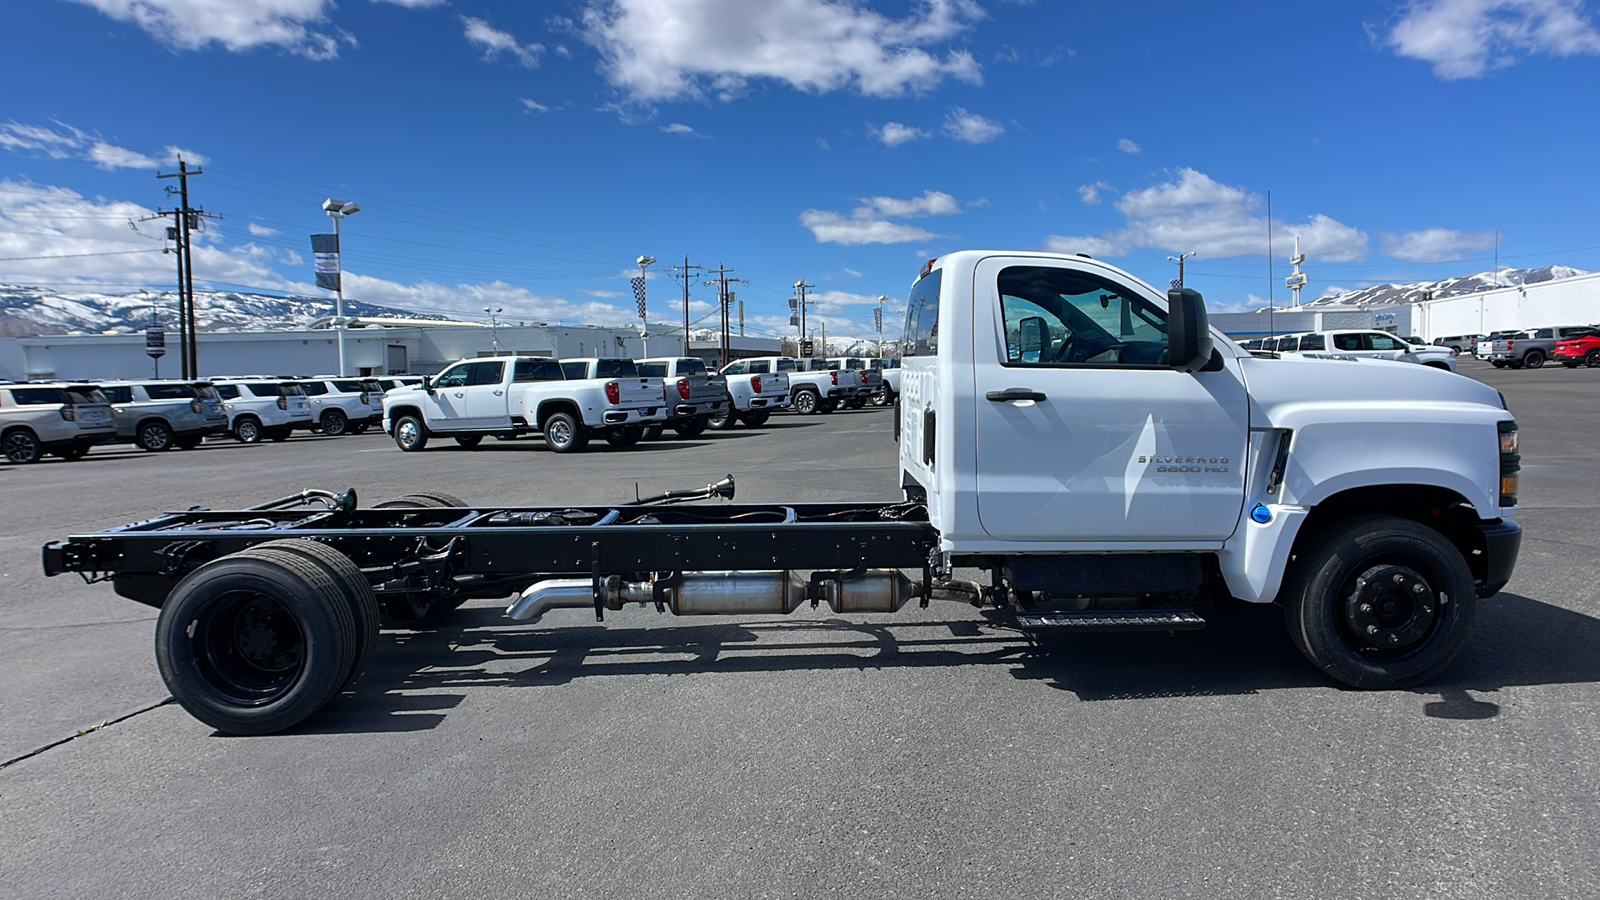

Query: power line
<box><xmin>0</xmin><ymin>248</ymin><xmax>161</xmax><ymax>262</ymax></box>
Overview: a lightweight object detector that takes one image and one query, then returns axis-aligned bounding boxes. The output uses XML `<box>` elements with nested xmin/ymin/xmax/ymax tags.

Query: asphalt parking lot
<box><xmin>3</xmin><ymin>364</ymin><xmax>1597</xmax><ymax>900</ymax></box>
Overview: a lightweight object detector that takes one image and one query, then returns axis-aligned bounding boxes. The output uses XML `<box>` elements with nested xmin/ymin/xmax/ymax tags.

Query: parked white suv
<box><xmin>0</xmin><ymin>382</ymin><xmax>117</xmax><ymax>463</ymax></box>
<box><xmin>295</xmin><ymin>377</ymin><xmax>383</xmax><ymax>436</ymax></box>
<box><xmin>211</xmin><ymin>378</ymin><xmax>314</xmax><ymax>443</ymax></box>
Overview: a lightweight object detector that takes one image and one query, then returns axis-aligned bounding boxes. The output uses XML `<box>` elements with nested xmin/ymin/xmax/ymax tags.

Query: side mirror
<box><xmin>1166</xmin><ymin>287</ymin><xmax>1213</xmax><ymax>372</ymax></box>
<box><xmin>1018</xmin><ymin>316</ymin><xmax>1047</xmax><ymax>362</ymax></box>
<box><xmin>421</xmin><ymin>375</ymin><xmax>435</xmax><ymax>393</ymax></box>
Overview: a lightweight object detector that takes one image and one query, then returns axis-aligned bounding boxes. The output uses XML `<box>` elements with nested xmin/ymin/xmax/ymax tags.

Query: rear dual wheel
<box><xmin>739</xmin><ymin>409</ymin><xmax>770</xmax><ymax>427</ymax></box>
<box><xmin>605</xmin><ymin>425</ymin><xmax>644</xmax><ymax>448</ymax></box>
<box><xmin>671</xmin><ymin>417</ymin><xmax>709</xmax><ymax>438</ymax></box>
<box><xmin>155</xmin><ymin>540</ymin><xmax>378</xmax><ymax>735</ymax></box>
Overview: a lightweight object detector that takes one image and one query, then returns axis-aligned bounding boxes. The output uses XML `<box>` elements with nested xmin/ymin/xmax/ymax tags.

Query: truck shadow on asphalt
<box><xmin>299</xmin><ymin>591</ymin><xmax>1599</xmax><ymax>734</ymax></box>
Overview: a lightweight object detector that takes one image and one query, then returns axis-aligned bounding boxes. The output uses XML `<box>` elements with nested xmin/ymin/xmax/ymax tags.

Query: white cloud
<box><xmin>941</xmin><ymin>106</ymin><xmax>1003</xmax><ymax>143</ymax></box>
<box><xmin>660</xmin><ymin>123</ymin><xmax>701</xmax><ymax>136</ymax></box>
<box><xmin>248</xmin><ymin>223</ymin><xmax>280</xmax><ymax>237</ymax></box>
<box><xmin>520</xmin><ymin>98</ymin><xmax>552</xmax><ymax>113</ymax></box>
<box><xmin>1077</xmin><ymin>181</ymin><xmax>1112</xmax><ymax>205</ymax></box>
<box><xmin>374</xmin><ymin>0</ymin><xmax>444</xmax><ymax>7</ymax></box>
<box><xmin>859</xmin><ymin>190</ymin><xmax>959</xmax><ymax>218</ymax></box>
<box><xmin>463</xmin><ymin>16</ymin><xmax>543</xmax><ymax>68</ymax></box>
<box><xmin>66</xmin><ymin>0</ymin><xmax>349</xmax><ymax>59</ymax></box>
<box><xmin>843</xmin><ymin>267</ymin><xmax>863</xmax><ymax>278</ymax></box>
<box><xmin>801</xmin><ymin>189</ymin><xmax>963</xmax><ymax>245</ymax></box>
<box><xmin>1</xmin><ymin>121</ymin><xmax>204</xmax><ymax>170</ymax></box>
<box><xmin>1117</xmin><ymin>137</ymin><xmax>1141</xmax><ymax>154</ymax></box>
<box><xmin>1385</xmin><ymin>0</ymin><xmax>1600</xmax><ymax>79</ymax></box>
<box><xmin>1043</xmin><ymin>168</ymin><xmax>1370</xmax><ymax>262</ymax></box>
<box><xmin>874</xmin><ymin>122</ymin><xmax>929</xmax><ymax>146</ymax></box>
<box><xmin>1380</xmin><ymin>228</ymin><xmax>1497</xmax><ymax>261</ymax></box>
<box><xmin>580</xmin><ymin>0</ymin><xmax>985</xmax><ymax>102</ymax></box>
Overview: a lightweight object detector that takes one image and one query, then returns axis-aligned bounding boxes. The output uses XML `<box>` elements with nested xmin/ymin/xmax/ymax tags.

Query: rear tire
<box><xmin>707</xmin><ymin>404</ymin><xmax>738</xmax><ymax>430</ymax></box>
<box><xmin>1281</xmin><ymin>514</ymin><xmax>1476</xmax><ymax>689</ymax></box>
<box><xmin>453</xmin><ymin>435</ymin><xmax>483</xmax><ymax>448</ymax></box>
<box><xmin>605</xmin><ymin>425</ymin><xmax>644</xmax><ymax>448</ymax></box>
<box><xmin>245</xmin><ymin>540</ymin><xmax>381</xmax><ymax>690</ymax></box>
<box><xmin>792</xmin><ymin>388</ymin><xmax>820</xmax><ymax>415</ymax></box>
<box><xmin>671</xmin><ymin>417</ymin><xmax>708</xmax><ymax>438</ymax></box>
<box><xmin>349</xmin><ymin>423</ymin><xmax>369</xmax><ymax>434</ymax></box>
<box><xmin>137</xmin><ymin>421</ymin><xmax>174</xmax><ymax>452</ymax></box>
<box><xmin>155</xmin><ymin>552</ymin><xmax>354</xmax><ymax>734</ymax></box>
<box><xmin>393</xmin><ymin>415</ymin><xmax>429</xmax><ymax>452</ymax></box>
<box><xmin>1588</xmin><ymin>350</ymin><xmax>1600</xmax><ymax>368</ymax></box>
<box><xmin>642</xmin><ymin>425</ymin><xmax>665</xmax><ymax>441</ymax></box>
<box><xmin>541</xmin><ymin>412</ymin><xmax>588</xmax><ymax>453</ymax></box>
<box><xmin>1523</xmin><ymin>351</ymin><xmax>1545</xmax><ymax>369</ymax></box>
<box><xmin>740</xmin><ymin>409</ymin><xmax>770</xmax><ymax>427</ymax></box>
<box><xmin>320</xmin><ymin>409</ymin><xmax>349</xmax><ymax>436</ymax></box>
<box><xmin>233</xmin><ymin>416</ymin><xmax>263</xmax><ymax>444</ymax></box>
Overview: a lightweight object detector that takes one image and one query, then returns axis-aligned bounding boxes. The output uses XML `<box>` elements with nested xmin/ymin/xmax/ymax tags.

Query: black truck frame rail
<box><xmin>43</xmin><ymin>494</ymin><xmax>939</xmax><ymax>612</ymax></box>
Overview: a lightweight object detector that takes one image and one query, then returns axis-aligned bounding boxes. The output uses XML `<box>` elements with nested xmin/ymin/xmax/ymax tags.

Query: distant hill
<box><xmin>1304</xmin><ymin>265</ymin><xmax>1588</xmax><ymax>309</ymax></box>
<box><xmin>0</xmin><ymin>285</ymin><xmax>453</xmax><ymax>337</ymax></box>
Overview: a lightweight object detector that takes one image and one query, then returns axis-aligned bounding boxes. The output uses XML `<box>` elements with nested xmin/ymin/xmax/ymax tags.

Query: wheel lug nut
<box><xmin>1412</xmin><ymin>583</ymin><xmax>1426</xmax><ymax>593</ymax></box>
<box><xmin>1360</xmin><ymin>603</ymin><xmax>1373</xmax><ymax>613</ymax></box>
<box><xmin>1367</xmin><ymin>625</ymin><xmax>1379</xmax><ymax>635</ymax></box>
<box><xmin>1392</xmin><ymin>573</ymin><xmax>1404</xmax><ymax>584</ymax></box>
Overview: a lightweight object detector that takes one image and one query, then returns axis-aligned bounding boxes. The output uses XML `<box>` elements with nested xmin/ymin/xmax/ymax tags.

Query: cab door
<box><xmin>425</xmin><ymin>363</ymin><xmax>471</xmax><ymax>428</ymax></box>
<box><xmin>970</xmin><ymin>255</ymin><xmax>1249</xmax><ymax>543</ymax></box>
<box><xmin>461</xmin><ymin>360</ymin><xmax>509</xmax><ymax>427</ymax></box>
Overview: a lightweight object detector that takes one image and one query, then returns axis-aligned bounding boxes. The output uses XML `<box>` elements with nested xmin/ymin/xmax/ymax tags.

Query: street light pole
<box><xmin>1167</xmin><ymin>250</ymin><xmax>1196</xmax><ymax>289</ymax></box>
<box><xmin>323</xmin><ymin>198</ymin><xmax>361</xmax><ymax>376</ymax></box>
<box><xmin>876</xmin><ymin>295</ymin><xmax>886</xmax><ymax>358</ymax></box>
<box><xmin>636</xmin><ymin>255</ymin><xmax>656</xmax><ymax>358</ymax></box>
<box><xmin>484</xmin><ymin>306</ymin><xmax>503</xmax><ymax>354</ymax></box>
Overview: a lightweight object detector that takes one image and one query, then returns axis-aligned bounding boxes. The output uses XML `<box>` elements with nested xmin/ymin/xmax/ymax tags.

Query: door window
<box><xmin>1299</xmin><ymin>333</ymin><xmax>1326</xmax><ymax>351</ymax></box>
<box><xmin>433</xmin><ymin>365</ymin><xmax>471</xmax><ymax>389</ymax></box>
<box><xmin>469</xmin><ymin>361</ymin><xmax>505</xmax><ymax>386</ymax></box>
<box><xmin>1364</xmin><ymin>334</ymin><xmax>1404</xmax><ymax>351</ymax></box>
<box><xmin>997</xmin><ymin>265</ymin><xmax>1167</xmax><ymax>367</ymax></box>
<box><xmin>514</xmin><ymin>360</ymin><xmax>564</xmax><ymax>382</ymax></box>
<box><xmin>103</xmin><ymin>386</ymin><xmax>134</xmax><ymax>404</ymax></box>
<box><xmin>1333</xmin><ymin>334</ymin><xmax>1363</xmax><ymax>351</ymax></box>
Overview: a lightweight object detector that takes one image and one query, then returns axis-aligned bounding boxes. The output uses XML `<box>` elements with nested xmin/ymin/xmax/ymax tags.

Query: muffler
<box><xmin>506</xmin><ymin>569</ymin><xmax>921</xmax><ymax>622</ymax></box>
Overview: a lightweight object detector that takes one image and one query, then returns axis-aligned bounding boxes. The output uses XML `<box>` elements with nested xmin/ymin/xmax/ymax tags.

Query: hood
<box><xmin>1239</xmin><ymin>354</ymin><xmax>1505</xmax><ymax>427</ymax></box>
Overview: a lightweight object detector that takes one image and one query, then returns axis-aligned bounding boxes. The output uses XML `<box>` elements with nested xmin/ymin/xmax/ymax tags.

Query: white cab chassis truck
<box><xmin>383</xmin><ymin>356</ymin><xmax>665</xmax><ymax>453</ymax></box>
<box><xmin>44</xmin><ymin>250</ymin><xmax>1521</xmax><ymax>735</ymax></box>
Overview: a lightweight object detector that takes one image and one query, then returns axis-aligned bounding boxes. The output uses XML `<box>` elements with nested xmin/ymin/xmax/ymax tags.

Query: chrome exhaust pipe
<box><xmin>507</xmin><ymin>578</ymin><xmax>594</xmax><ymax>622</ymax></box>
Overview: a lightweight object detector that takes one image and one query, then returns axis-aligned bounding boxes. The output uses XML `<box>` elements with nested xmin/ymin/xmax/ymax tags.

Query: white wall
<box><xmin>1412</xmin><ymin>272</ymin><xmax>1600</xmax><ymax>339</ymax></box>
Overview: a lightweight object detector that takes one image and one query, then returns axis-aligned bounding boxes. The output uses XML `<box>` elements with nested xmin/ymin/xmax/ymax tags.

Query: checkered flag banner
<box><xmin>631</xmin><ymin>276</ymin><xmax>647</xmax><ymax>319</ymax></box>
<box><xmin>873</xmin><ymin>306</ymin><xmax>882</xmax><ymax>331</ymax></box>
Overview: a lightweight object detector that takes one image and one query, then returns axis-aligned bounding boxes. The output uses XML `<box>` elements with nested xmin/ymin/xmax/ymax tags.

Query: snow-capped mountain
<box><xmin>1304</xmin><ymin>265</ymin><xmax>1588</xmax><ymax>309</ymax></box>
<box><xmin>0</xmin><ymin>285</ymin><xmax>453</xmax><ymax>337</ymax></box>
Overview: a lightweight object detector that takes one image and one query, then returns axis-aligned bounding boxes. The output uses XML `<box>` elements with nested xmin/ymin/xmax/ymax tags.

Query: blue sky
<box><xmin>3</xmin><ymin>0</ymin><xmax>1598</xmax><ymax>338</ymax></box>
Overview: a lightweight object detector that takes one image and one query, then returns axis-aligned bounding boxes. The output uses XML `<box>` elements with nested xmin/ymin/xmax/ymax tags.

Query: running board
<box><xmin>1014</xmin><ymin>609</ymin><xmax>1206</xmax><ymax>632</ymax></box>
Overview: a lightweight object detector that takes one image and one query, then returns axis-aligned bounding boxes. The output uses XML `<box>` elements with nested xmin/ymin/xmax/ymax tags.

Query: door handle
<box><xmin>493</xmin><ymin>390</ymin><xmax>504</xmax><ymax>396</ymax></box>
<box><xmin>986</xmin><ymin>389</ymin><xmax>1047</xmax><ymax>402</ymax></box>
<box><xmin>453</xmin><ymin>391</ymin><xmax>465</xmax><ymax>398</ymax></box>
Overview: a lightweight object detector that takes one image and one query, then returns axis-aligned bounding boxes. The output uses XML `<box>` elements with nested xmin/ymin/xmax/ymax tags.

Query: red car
<box><xmin>1553</xmin><ymin>331</ymin><xmax>1600</xmax><ymax>368</ymax></box>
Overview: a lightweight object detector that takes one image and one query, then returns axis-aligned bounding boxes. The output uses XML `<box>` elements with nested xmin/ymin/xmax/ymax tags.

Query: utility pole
<box><xmin>793</xmin><ymin>279</ymin><xmax>815</xmax><ymax>354</ymax></box>
<box><xmin>702</xmin><ymin>265</ymin><xmax>747</xmax><ymax>368</ymax></box>
<box><xmin>670</xmin><ymin>258</ymin><xmax>708</xmax><ymax>356</ymax></box>
<box><xmin>1167</xmin><ymin>250</ymin><xmax>1196</xmax><ymax>289</ymax></box>
<box><xmin>154</xmin><ymin>159</ymin><xmax>216</xmax><ymax>378</ymax></box>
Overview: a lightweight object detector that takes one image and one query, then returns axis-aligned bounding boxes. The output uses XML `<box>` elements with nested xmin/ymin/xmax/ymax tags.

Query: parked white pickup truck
<box><xmin>636</xmin><ymin>357</ymin><xmax>728</xmax><ymax>439</ymax></box>
<box><xmin>383</xmin><ymin>356</ymin><xmax>665</xmax><ymax>453</ymax></box>
<box><xmin>827</xmin><ymin>357</ymin><xmax>881</xmax><ymax>409</ymax></box>
<box><xmin>739</xmin><ymin>356</ymin><xmax>857</xmax><ymax>414</ymax></box>
<box><xmin>869</xmin><ymin>357</ymin><xmax>901</xmax><ymax>406</ymax></box>
<box><xmin>711</xmin><ymin>357</ymin><xmax>791</xmax><ymax>429</ymax></box>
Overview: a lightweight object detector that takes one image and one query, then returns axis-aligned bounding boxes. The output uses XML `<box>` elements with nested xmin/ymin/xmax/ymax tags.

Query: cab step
<box><xmin>1014</xmin><ymin>609</ymin><xmax>1206</xmax><ymax>632</ymax></box>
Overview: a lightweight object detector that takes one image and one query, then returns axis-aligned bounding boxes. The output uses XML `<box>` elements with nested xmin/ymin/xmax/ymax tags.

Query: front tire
<box><xmin>393</xmin><ymin>415</ymin><xmax>429</xmax><ymax>452</ymax></box>
<box><xmin>3</xmin><ymin>428</ymin><xmax>43</xmax><ymax>464</ymax></box>
<box><xmin>1282</xmin><ymin>515</ymin><xmax>1476</xmax><ymax>689</ymax></box>
<box><xmin>320</xmin><ymin>409</ymin><xmax>349</xmax><ymax>436</ymax></box>
<box><xmin>740</xmin><ymin>409</ymin><xmax>771</xmax><ymax>427</ymax></box>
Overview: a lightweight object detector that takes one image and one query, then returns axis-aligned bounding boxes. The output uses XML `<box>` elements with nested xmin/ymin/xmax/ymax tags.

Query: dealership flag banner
<box><xmin>630</xmin><ymin>276</ymin><xmax>647</xmax><ymax>319</ymax></box>
<box><xmin>311</xmin><ymin>233</ymin><xmax>341</xmax><ymax>291</ymax></box>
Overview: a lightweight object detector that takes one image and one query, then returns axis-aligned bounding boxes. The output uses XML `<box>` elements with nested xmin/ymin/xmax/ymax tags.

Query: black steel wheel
<box><xmin>740</xmin><ymin>409</ymin><xmax>770</xmax><ymax>427</ymax></box>
<box><xmin>792</xmin><ymin>388</ymin><xmax>820</xmax><ymax>415</ymax></box>
<box><xmin>155</xmin><ymin>552</ymin><xmax>356</xmax><ymax>734</ymax></box>
<box><xmin>1282</xmin><ymin>514</ymin><xmax>1476</xmax><ymax>689</ymax></box>
<box><xmin>245</xmin><ymin>540</ymin><xmax>380</xmax><ymax>690</ymax></box>
<box><xmin>541</xmin><ymin>411</ymin><xmax>588</xmax><ymax>453</ymax></box>
<box><xmin>320</xmin><ymin>409</ymin><xmax>349</xmax><ymax>436</ymax></box>
<box><xmin>393</xmin><ymin>414</ymin><xmax>429</xmax><ymax>452</ymax></box>
<box><xmin>233</xmin><ymin>416</ymin><xmax>263</xmax><ymax>444</ymax></box>
<box><xmin>453</xmin><ymin>434</ymin><xmax>483</xmax><ymax>448</ymax></box>
<box><xmin>137</xmin><ymin>420</ymin><xmax>174</xmax><ymax>452</ymax></box>
<box><xmin>605</xmin><ymin>425</ymin><xmax>644</xmax><ymax>448</ymax></box>
<box><xmin>671</xmin><ymin>417</ymin><xmax>708</xmax><ymax>438</ymax></box>
<box><xmin>3</xmin><ymin>428</ymin><xmax>43</xmax><ymax>464</ymax></box>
